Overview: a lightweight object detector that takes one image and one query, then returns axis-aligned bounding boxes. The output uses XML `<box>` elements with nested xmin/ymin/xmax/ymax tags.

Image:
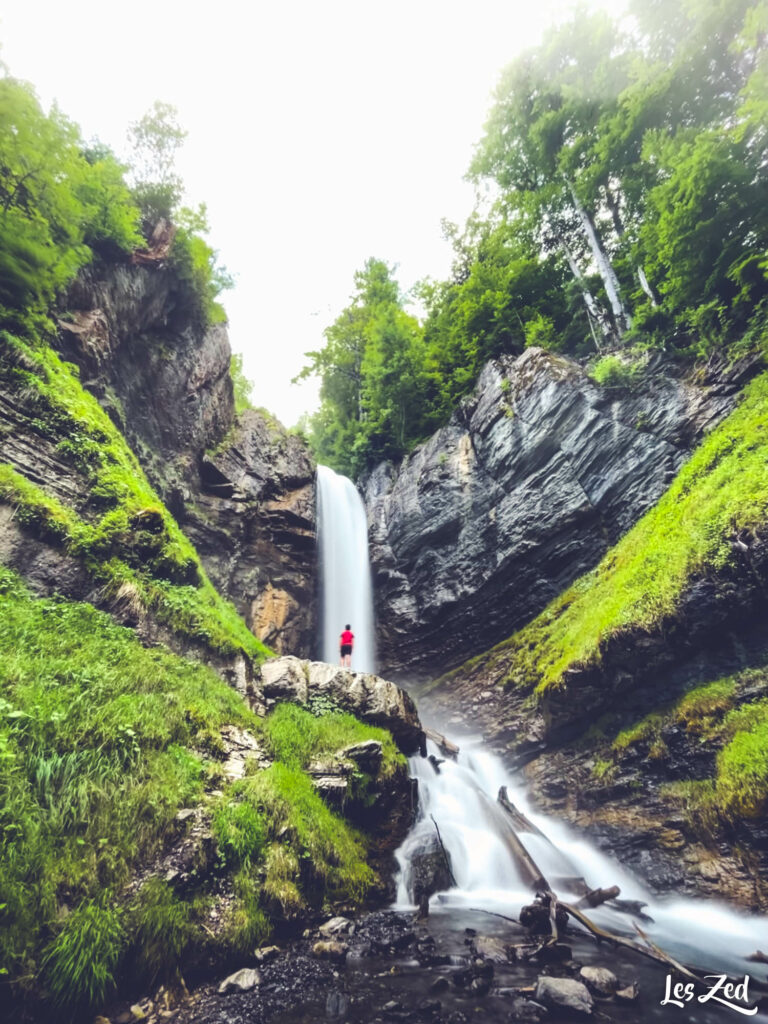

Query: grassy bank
<box><xmin>0</xmin><ymin>572</ymin><xmax>395</xmax><ymax>1017</ymax></box>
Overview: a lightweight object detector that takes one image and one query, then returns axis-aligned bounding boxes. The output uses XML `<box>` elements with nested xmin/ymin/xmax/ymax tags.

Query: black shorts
<box><xmin>340</xmin><ymin>644</ymin><xmax>352</xmax><ymax>657</ymax></box>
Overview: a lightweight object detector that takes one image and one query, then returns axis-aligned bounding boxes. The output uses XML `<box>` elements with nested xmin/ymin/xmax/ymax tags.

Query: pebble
<box><xmin>216</xmin><ymin>967</ymin><xmax>262</xmax><ymax>994</ymax></box>
<box><xmin>579</xmin><ymin>965</ymin><xmax>619</xmax><ymax>995</ymax></box>
<box><xmin>534</xmin><ymin>975</ymin><xmax>594</xmax><ymax>1016</ymax></box>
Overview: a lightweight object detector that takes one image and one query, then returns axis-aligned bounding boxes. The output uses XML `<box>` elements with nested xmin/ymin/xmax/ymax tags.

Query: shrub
<box><xmin>41</xmin><ymin>899</ymin><xmax>125</xmax><ymax>1010</ymax></box>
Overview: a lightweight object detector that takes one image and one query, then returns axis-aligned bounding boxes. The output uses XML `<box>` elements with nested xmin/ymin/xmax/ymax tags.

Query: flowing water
<box><xmin>315</xmin><ymin>465</ymin><xmax>768</xmax><ymax>1018</ymax></box>
<box><xmin>316</xmin><ymin>465</ymin><xmax>375</xmax><ymax>673</ymax></box>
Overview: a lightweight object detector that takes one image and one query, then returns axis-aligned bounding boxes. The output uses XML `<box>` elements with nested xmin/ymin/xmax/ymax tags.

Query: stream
<box><xmin>311</xmin><ymin>465</ymin><xmax>768</xmax><ymax>1023</ymax></box>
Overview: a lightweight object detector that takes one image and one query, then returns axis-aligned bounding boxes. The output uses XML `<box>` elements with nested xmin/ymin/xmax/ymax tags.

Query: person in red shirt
<box><xmin>339</xmin><ymin>624</ymin><xmax>354</xmax><ymax>668</ymax></box>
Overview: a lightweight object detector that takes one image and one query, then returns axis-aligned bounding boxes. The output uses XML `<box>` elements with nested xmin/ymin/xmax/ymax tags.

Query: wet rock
<box><xmin>319</xmin><ymin>915</ymin><xmax>353</xmax><ymax>937</ymax></box>
<box><xmin>429</xmin><ymin>976</ymin><xmax>450</xmax><ymax>993</ymax></box>
<box><xmin>311</xmin><ymin>940</ymin><xmax>348</xmax><ymax>962</ymax></box>
<box><xmin>507</xmin><ymin>996</ymin><xmax>548</xmax><ymax>1021</ymax></box>
<box><xmin>254</xmin><ymin>945</ymin><xmax>280</xmax><ymax>963</ymax></box>
<box><xmin>473</xmin><ymin>935</ymin><xmax>510</xmax><ymax>963</ymax></box>
<box><xmin>534</xmin><ymin>976</ymin><xmax>593</xmax><ymax>1016</ymax></box>
<box><xmin>615</xmin><ymin>982</ymin><xmax>639</xmax><ymax>1001</ymax></box>
<box><xmin>325</xmin><ymin>990</ymin><xmax>349</xmax><ymax>1019</ymax></box>
<box><xmin>341</xmin><ymin>738</ymin><xmax>384</xmax><ymax>773</ymax></box>
<box><xmin>217</xmin><ymin>967</ymin><xmax>262</xmax><ymax>994</ymax></box>
<box><xmin>579</xmin><ymin>965</ymin><xmax>618</xmax><ymax>996</ymax></box>
<box><xmin>259</xmin><ymin>657</ymin><xmax>423</xmax><ymax>755</ymax></box>
<box><xmin>399</xmin><ymin>828</ymin><xmax>454</xmax><ymax>907</ymax></box>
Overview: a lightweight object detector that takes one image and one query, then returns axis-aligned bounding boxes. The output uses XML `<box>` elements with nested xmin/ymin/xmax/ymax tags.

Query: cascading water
<box><xmin>316</xmin><ymin>464</ymin><xmax>375</xmax><ymax>673</ymax></box>
<box><xmin>315</xmin><ymin>465</ymin><xmax>767</xmax><ymax>1011</ymax></box>
<box><xmin>396</xmin><ymin>738</ymin><xmax>768</xmax><ymax>978</ymax></box>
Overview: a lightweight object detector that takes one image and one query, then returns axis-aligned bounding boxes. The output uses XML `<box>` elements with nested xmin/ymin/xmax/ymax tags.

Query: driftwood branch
<box><xmin>575</xmin><ymin>885</ymin><xmax>621</xmax><ymax>909</ymax></box>
<box><xmin>430</xmin><ymin>814</ymin><xmax>457</xmax><ymax>888</ymax></box>
<box><xmin>424</xmin><ymin>728</ymin><xmax>460</xmax><ymax>759</ymax></box>
<box><xmin>497</xmin><ymin>787</ymin><xmax>553</xmax><ymax>844</ymax></box>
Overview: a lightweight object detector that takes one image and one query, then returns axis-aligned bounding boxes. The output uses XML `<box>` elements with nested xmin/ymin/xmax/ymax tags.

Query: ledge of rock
<box><xmin>259</xmin><ymin>656</ymin><xmax>424</xmax><ymax>755</ymax></box>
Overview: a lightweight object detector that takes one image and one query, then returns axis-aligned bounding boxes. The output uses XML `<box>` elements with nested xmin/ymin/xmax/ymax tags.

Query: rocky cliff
<box><xmin>365</xmin><ymin>347</ymin><xmax>756</xmax><ymax>680</ymax></box>
<box><xmin>56</xmin><ymin>262</ymin><xmax>316</xmax><ymax>654</ymax></box>
<box><xmin>420</xmin><ymin>368</ymin><xmax>768</xmax><ymax>908</ymax></box>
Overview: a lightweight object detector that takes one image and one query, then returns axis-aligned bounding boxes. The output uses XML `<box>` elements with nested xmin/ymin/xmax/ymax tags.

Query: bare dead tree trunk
<box><xmin>605</xmin><ymin>186</ymin><xmax>658</xmax><ymax>309</ymax></box>
<box><xmin>560</xmin><ymin>239</ymin><xmax>608</xmax><ymax>350</ymax></box>
<box><xmin>566</xmin><ymin>179</ymin><xmax>631</xmax><ymax>336</ymax></box>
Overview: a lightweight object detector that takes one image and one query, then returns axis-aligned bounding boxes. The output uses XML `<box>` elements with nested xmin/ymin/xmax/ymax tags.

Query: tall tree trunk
<box><xmin>606</xmin><ymin>187</ymin><xmax>659</xmax><ymax>308</ymax></box>
<box><xmin>567</xmin><ymin>179</ymin><xmax>631</xmax><ymax>336</ymax></box>
<box><xmin>560</xmin><ymin>238</ymin><xmax>609</xmax><ymax>349</ymax></box>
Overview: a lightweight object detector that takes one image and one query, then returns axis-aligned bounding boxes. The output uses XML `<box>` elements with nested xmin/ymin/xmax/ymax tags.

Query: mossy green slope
<box><xmin>446</xmin><ymin>368</ymin><xmax>768</xmax><ymax>694</ymax></box>
<box><xmin>0</xmin><ymin>570</ymin><xmax>394</xmax><ymax>1016</ymax></box>
<box><xmin>0</xmin><ymin>331</ymin><xmax>269</xmax><ymax>663</ymax></box>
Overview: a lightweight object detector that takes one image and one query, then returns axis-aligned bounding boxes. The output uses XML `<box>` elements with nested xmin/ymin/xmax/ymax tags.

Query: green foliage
<box><xmin>129</xmin><ymin>879</ymin><xmax>195</xmax><ymax>985</ymax></box>
<box><xmin>237</xmin><ymin>763</ymin><xmax>375</xmax><ymax>907</ymax></box>
<box><xmin>0</xmin><ymin>74</ymin><xmax>141</xmax><ymax>329</ymax></box>
<box><xmin>589</xmin><ymin>354</ymin><xmax>644</xmax><ymax>389</ymax></box>
<box><xmin>716</xmin><ymin>713</ymin><xmax>768</xmax><ymax>818</ymax></box>
<box><xmin>213</xmin><ymin>799</ymin><xmax>267</xmax><ymax>869</ymax></box>
<box><xmin>127</xmin><ymin>101</ymin><xmax>186</xmax><ymax>227</ymax></box>
<box><xmin>261</xmin><ymin>703</ymin><xmax>404</xmax><ymax>776</ymax></box>
<box><xmin>170</xmin><ymin>218</ymin><xmax>232</xmax><ymax>328</ymax></box>
<box><xmin>231</xmin><ymin>353</ymin><xmax>255</xmax><ymax>414</ymax></box>
<box><xmin>41</xmin><ymin>899</ymin><xmax>125</xmax><ymax>1010</ymax></box>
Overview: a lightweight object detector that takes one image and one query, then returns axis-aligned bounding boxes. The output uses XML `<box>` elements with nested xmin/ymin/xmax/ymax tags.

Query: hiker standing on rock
<box><xmin>339</xmin><ymin>624</ymin><xmax>354</xmax><ymax>668</ymax></box>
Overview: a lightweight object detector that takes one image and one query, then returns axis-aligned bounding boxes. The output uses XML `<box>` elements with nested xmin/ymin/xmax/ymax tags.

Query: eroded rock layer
<box><xmin>56</xmin><ymin>263</ymin><xmax>317</xmax><ymax>654</ymax></box>
<box><xmin>365</xmin><ymin>348</ymin><xmax>754</xmax><ymax>679</ymax></box>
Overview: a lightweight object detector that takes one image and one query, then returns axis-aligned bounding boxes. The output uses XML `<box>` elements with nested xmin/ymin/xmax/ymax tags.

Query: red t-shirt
<box><xmin>340</xmin><ymin>630</ymin><xmax>354</xmax><ymax>646</ymax></box>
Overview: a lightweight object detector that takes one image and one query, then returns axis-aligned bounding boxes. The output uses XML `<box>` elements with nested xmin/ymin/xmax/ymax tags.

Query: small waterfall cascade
<box><xmin>396</xmin><ymin>738</ymin><xmax>768</xmax><ymax>977</ymax></box>
<box><xmin>316</xmin><ymin>464</ymin><xmax>376</xmax><ymax>673</ymax></box>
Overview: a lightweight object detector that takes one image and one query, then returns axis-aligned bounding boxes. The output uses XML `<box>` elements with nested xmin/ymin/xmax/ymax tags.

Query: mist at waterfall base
<box><xmin>316</xmin><ymin>465</ymin><xmax>375</xmax><ymax>673</ymax></box>
<box><xmin>315</xmin><ymin>465</ymin><xmax>767</xmax><ymax>1017</ymax></box>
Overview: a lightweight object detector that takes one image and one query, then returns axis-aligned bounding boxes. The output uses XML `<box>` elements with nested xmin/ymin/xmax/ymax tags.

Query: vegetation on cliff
<box><xmin>299</xmin><ymin>0</ymin><xmax>768</xmax><ymax>475</ymax></box>
<box><xmin>0</xmin><ymin>69</ymin><xmax>404</xmax><ymax>1020</ymax></box>
<box><xmin>472</xmin><ymin>369</ymin><xmax>768</xmax><ymax>694</ymax></box>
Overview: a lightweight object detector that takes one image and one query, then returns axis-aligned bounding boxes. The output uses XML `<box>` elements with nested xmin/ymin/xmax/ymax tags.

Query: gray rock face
<box><xmin>260</xmin><ymin>656</ymin><xmax>424</xmax><ymax>754</ymax></box>
<box><xmin>364</xmin><ymin>348</ymin><xmax>750</xmax><ymax>679</ymax></box>
<box><xmin>55</xmin><ymin>263</ymin><xmax>317</xmax><ymax>656</ymax></box>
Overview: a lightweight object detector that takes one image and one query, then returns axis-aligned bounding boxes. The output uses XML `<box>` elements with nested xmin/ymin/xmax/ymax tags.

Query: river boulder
<box><xmin>259</xmin><ymin>656</ymin><xmax>424</xmax><ymax>755</ymax></box>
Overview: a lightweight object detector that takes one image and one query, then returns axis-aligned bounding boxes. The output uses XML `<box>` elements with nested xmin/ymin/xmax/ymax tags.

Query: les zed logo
<box><xmin>661</xmin><ymin>974</ymin><xmax>756</xmax><ymax>1015</ymax></box>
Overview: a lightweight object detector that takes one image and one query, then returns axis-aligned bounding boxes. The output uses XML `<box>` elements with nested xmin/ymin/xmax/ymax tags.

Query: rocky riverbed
<box><xmin>103</xmin><ymin>905</ymin><xmax>768</xmax><ymax>1024</ymax></box>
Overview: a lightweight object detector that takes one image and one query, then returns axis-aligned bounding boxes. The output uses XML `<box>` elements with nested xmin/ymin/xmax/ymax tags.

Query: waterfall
<box><xmin>395</xmin><ymin>738</ymin><xmax>768</xmax><ymax>977</ymax></box>
<box><xmin>316</xmin><ymin>464</ymin><xmax>376</xmax><ymax>673</ymax></box>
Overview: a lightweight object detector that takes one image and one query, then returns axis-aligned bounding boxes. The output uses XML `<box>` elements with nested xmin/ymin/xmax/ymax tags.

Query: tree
<box><xmin>127</xmin><ymin>101</ymin><xmax>187</xmax><ymax>229</ymax></box>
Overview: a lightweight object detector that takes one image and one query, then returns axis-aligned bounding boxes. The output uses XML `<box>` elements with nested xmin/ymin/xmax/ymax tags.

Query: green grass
<box><xmin>452</xmin><ymin>370</ymin><xmax>768</xmax><ymax>694</ymax></box>
<box><xmin>610</xmin><ymin>667</ymin><xmax>768</xmax><ymax>826</ymax></box>
<box><xmin>0</xmin><ymin>332</ymin><xmax>271</xmax><ymax>663</ymax></box>
<box><xmin>260</xmin><ymin>703</ymin><xmax>404</xmax><ymax>776</ymax></box>
<box><xmin>0</xmin><ymin>568</ymin><xmax>258</xmax><ymax>993</ymax></box>
<box><xmin>0</xmin><ymin>571</ymin><xmax>393</xmax><ymax>1015</ymax></box>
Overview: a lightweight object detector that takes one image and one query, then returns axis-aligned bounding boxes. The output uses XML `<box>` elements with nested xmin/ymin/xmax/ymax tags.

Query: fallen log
<box><xmin>424</xmin><ymin>728</ymin><xmax>460</xmax><ymax>759</ymax></box>
<box><xmin>560</xmin><ymin>901</ymin><xmax>703</xmax><ymax>984</ymax></box>
<box><xmin>497</xmin><ymin>787</ymin><xmax>553</xmax><ymax>844</ymax></box>
<box><xmin>430</xmin><ymin>815</ymin><xmax>458</xmax><ymax>889</ymax></box>
<box><xmin>575</xmin><ymin>885</ymin><xmax>621</xmax><ymax>909</ymax></box>
<box><xmin>480</xmin><ymin>793</ymin><xmax>551</xmax><ymax>893</ymax></box>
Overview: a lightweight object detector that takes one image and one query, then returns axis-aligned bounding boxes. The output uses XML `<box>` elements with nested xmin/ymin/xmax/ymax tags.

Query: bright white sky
<box><xmin>2</xmin><ymin>0</ymin><xmax>627</xmax><ymax>426</ymax></box>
